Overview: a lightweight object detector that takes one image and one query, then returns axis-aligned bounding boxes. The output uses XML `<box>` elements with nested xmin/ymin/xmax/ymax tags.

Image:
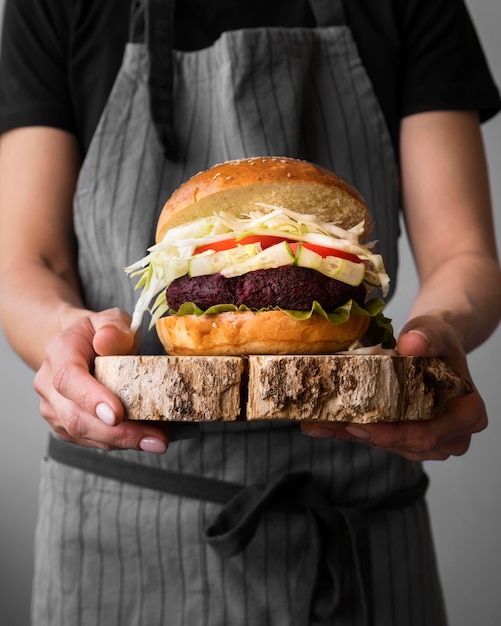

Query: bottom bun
<box><xmin>156</xmin><ymin>311</ymin><xmax>371</xmax><ymax>356</ymax></box>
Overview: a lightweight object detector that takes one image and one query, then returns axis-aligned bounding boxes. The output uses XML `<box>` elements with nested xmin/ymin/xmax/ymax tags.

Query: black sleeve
<box><xmin>398</xmin><ymin>0</ymin><xmax>501</xmax><ymax>122</ymax></box>
<box><xmin>0</xmin><ymin>0</ymin><xmax>76</xmax><ymax>135</ymax></box>
<box><xmin>1</xmin><ymin>0</ymin><xmax>499</xmax><ymax>151</ymax></box>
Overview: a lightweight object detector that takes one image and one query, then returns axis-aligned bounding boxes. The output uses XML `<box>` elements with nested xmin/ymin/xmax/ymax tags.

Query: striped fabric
<box><xmin>33</xmin><ymin>431</ymin><xmax>446</xmax><ymax>625</ymax></box>
<box><xmin>32</xmin><ymin>3</ymin><xmax>447</xmax><ymax>624</ymax></box>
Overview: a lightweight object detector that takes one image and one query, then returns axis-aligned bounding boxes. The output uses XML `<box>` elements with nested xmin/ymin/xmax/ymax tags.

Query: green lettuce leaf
<box><xmin>171</xmin><ymin>298</ymin><xmax>396</xmax><ymax>349</ymax></box>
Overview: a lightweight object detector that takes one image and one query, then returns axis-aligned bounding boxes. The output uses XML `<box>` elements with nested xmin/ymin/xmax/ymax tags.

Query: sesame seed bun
<box><xmin>155</xmin><ymin>157</ymin><xmax>374</xmax><ymax>356</ymax></box>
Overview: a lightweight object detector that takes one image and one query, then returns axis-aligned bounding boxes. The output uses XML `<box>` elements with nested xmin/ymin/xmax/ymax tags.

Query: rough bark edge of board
<box><xmin>94</xmin><ymin>354</ymin><xmax>473</xmax><ymax>423</ymax></box>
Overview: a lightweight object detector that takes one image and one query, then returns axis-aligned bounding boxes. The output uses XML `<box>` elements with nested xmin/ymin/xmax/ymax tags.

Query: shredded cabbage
<box><xmin>125</xmin><ymin>204</ymin><xmax>391</xmax><ymax>332</ymax></box>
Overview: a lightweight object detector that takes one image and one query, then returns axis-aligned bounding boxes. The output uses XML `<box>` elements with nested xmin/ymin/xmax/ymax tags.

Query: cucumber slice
<box><xmin>189</xmin><ymin>244</ymin><xmax>259</xmax><ymax>277</ymax></box>
<box><xmin>294</xmin><ymin>245</ymin><xmax>322</xmax><ymax>270</ymax></box>
<box><xmin>293</xmin><ymin>243</ymin><xmax>365</xmax><ymax>286</ymax></box>
<box><xmin>318</xmin><ymin>256</ymin><xmax>366</xmax><ymax>286</ymax></box>
<box><xmin>221</xmin><ymin>241</ymin><xmax>295</xmax><ymax>278</ymax></box>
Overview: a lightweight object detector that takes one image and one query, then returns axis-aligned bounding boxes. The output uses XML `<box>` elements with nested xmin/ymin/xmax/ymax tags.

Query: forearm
<box><xmin>400</xmin><ymin>110</ymin><xmax>501</xmax><ymax>352</ymax></box>
<box><xmin>0</xmin><ymin>127</ymin><xmax>86</xmax><ymax>369</ymax></box>
<box><xmin>0</xmin><ymin>258</ymin><xmax>89</xmax><ymax>370</ymax></box>
<box><xmin>407</xmin><ymin>250</ymin><xmax>501</xmax><ymax>353</ymax></box>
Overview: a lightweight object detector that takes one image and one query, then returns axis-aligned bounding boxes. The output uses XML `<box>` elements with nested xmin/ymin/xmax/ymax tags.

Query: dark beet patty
<box><xmin>166</xmin><ymin>266</ymin><xmax>366</xmax><ymax>311</ymax></box>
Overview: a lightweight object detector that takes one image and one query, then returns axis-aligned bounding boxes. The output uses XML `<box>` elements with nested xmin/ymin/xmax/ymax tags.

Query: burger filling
<box><xmin>166</xmin><ymin>266</ymin><xmax>366</xmax><ymax>312</ymax></box>
<box><xmin>126</xmin><ymin>204</ymin><xmax>394</xmax><ymax>346</ymax></box>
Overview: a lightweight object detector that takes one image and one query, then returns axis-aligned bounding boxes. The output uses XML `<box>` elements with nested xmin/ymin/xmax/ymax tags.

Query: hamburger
<box><xmin>126</xmin><ymin>156</ymin><xmax>394</xmax><ymax>355</ymax></box>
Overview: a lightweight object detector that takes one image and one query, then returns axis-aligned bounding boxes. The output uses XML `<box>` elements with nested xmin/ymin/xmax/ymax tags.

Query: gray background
<box><xmin>0</xmin><ymin>1</ymin><xmax>500</xmax><ymax>624</ymax></box>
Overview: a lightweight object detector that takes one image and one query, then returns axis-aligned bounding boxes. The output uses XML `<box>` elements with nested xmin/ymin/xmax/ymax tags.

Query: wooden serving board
<box><xmin>94</xmin><ymin>354</ymin><xmax>473</xmax><ymax>424</ymax></box>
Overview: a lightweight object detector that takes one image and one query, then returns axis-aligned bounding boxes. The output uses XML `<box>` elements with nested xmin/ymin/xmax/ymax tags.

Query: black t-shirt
<box><xmin>0</xmin><ymin>0</ymin><xmax>499</xmax><ymax>156</ymax></box>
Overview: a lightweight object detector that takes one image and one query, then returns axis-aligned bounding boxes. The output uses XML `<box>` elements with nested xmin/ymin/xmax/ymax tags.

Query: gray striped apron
<box><xmin>32</xmin><ymin>0</ymin><xmax>447</xmax><ymax>624</ymax></box>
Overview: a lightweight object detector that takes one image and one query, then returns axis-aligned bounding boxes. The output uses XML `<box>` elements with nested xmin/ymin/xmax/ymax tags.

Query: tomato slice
<box><xmin>194</xmin><ymin>239</ymin><xmax>238</xmax><ymax>254</ymax></box>
<box><xmin>194</xmin><ymin>235</ymin><xmax>287</xmax><ymax>254</ymax></box>
<box><xmin>239</xmin><ymin>235</ymin><xmax>290</xmax><ymax>248</ymax></box>
<box><xmin>194</xmin><ymin>237</ymin><xmax>365</xmax><ymax>266</ymax></box>
<box><xmin>288</xmin><ymin>242</ymin><xmax>363</xmax><ymax>264</ymax></box>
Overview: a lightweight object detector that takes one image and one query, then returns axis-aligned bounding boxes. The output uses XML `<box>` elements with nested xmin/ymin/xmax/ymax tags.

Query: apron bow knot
<box><xmin>206</xmin><ymin>470</ymin><xmax>373</xmax><ymax>625</ymax></box>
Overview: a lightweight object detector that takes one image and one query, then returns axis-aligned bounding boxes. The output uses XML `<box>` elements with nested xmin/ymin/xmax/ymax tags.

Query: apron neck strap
<box><xmin>130</xmin><ymin>0</ymin><xmax>178</xmax><ymax>159</ymax></box>
<box><xmin>128</xmin><ymin>0</ymin><xmax>346</xmax><ymax>160</ymax></box>
<box><xmin>309</xmin><ymin>0</ymin><xmax>346</xmax><ymax>27</ymax></box>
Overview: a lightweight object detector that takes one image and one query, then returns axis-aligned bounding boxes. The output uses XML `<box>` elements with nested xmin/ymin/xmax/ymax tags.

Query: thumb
<box><xmin>93</xmin><ymin>324</ymin><xmax>137</xmax><ymax>355</ymax></box>
<box><xmin>397</xmin><ymin>315</ymin><xmax>463</xmax><ymax>360</ymax></box>
<box><xmin>92</xmin><ymin>309</ymin><xmax>139</xmax><ymax>356</ymax></box>
<box><xmin>397</xmin><ymin>328</ymin><xmax>433</xmax><ymax>357</ymax></box>
<box><xmin>397</xmin><ymin>316</ymin><xmax>474</xmax><ymax>397</ymax></box>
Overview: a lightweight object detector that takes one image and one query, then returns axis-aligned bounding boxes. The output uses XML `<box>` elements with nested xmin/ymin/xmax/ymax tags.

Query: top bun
<box><xmin>156</xmin><ymin>157</ymin><xmax>372</xmax><ymax>243</ymax></box>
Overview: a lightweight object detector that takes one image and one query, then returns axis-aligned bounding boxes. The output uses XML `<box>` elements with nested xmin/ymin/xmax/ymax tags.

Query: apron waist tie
<box><xmin>48</xmin><ymin>435</ymin><xmax>429</xmax><ymax>626</ymax></box>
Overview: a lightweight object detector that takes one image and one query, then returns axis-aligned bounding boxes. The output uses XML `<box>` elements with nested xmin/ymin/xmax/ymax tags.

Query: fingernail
<box><xmin>346</xmin><ymin>425</ymin><xmax>372</xmax><ymax>440</ymax></box>
<box><xmin>304</xmin><ymin>427</ymin><xmax>336</xmax><ymax>439</ymax></box>
<box><xmin>96</xmin><ymin>403</ymin><xmax>116</xmax><ymax>426</ymax></box>
<box><xmin>407</xmin><ymin>329</ymin><xmax>431</xmax><ymax>345</ymax></box>
<box><xmin>140</xmin><ymin>437</ymin><xmax>167</xmax><ymax>454</ymax></box>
